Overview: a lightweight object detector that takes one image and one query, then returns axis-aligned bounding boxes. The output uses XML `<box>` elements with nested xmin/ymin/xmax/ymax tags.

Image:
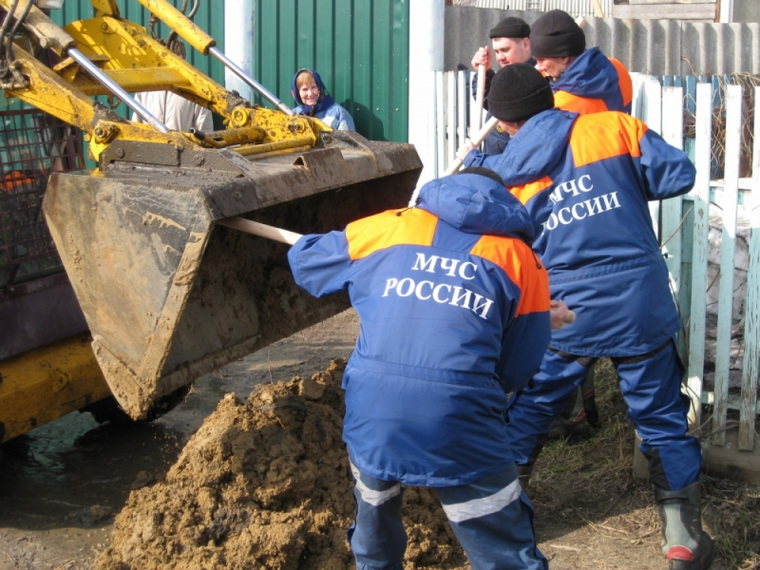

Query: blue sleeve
<box><xmin>287</xmin><ymin>231</ymin><xmax>353</xmax><ymax>297</ymax></box>
<box><xmin>462</xmin><ymin>148</ymin><xmax>489</xmax><ymax>167</ymax></box>
<box><xmin>498</xmin><ymin>312</ymin><xmax>550</xmax><ymax>393</ymax></box>
<box><xmin>639</xmin><ymin>129</ymin><xmax>696</xmax><ymax>200</ymax></box>
<box><xmin>322</xmin><ymin>104</ymin><xmax>355</xmax><ymax>131</ymax></box>
<box><xmin>339</xmin><ymin>106</ymin><xmax>356</xmax><ymax>130</ymax></box>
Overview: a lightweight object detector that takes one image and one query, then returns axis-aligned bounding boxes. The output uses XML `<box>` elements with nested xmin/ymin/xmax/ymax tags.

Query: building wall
<box><xmin>444</xmin><ymin>6</ymin><xmax>760</xmax><ymax>76</ymax></box>
<box><xmin>734</xmin><ymin>0</ymin><xmax>760</xmax><ymax>22</ymax></box>
<box><xmin>611</xmin><ymin>0</ymin><xmax>716</xmax><ymax>22</ymax></box>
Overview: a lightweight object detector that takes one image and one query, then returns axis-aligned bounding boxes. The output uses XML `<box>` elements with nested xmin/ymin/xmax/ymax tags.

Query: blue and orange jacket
<box><xmin>551</xmin><ymin>47</ymin><xmax>632</xmax><ymax>114</ymax></box>
<box><xmin>476</xmin><ymin>109</ymin><xmax>696</xmax><ymax>357</ymax></box>
<box><xmin>462</xmin><ymin>49</ymin><xmax>632</xmax><ymax>166</ymax></box>
<box><xmin>288</xmin><ymin>172</ymin><xmax>551</xmax><ymax>486</ymax></box>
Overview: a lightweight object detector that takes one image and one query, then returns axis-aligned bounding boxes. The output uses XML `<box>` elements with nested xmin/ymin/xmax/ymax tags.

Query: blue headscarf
<box><xmin>291</xmin><ymin>68</ymin><xmax>336</xmax><ymax>116</ymax></box>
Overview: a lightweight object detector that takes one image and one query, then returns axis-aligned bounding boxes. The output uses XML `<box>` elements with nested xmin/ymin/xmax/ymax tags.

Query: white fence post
<box><xmin>661</xmin><ymin>86</ymin><xmax>686</xmax><ymax>358</ymax></box>
<box><xmin>686</xmin><ymin>82</ymin><xmax>713</xmax><ymax>429</ymax></box>
<box><xmin>712</xmin><ymin>84</ymin><xmax>742</xmax><ymax>447</ymax></box>
<box><xmin>739</xmin><ymin>86</ymin><xmax>760</xmax><ymax>451</ymax></box>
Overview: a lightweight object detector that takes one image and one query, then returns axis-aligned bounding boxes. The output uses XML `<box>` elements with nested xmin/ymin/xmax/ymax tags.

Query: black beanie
<box><xmin>489</xmin><ymin>17</ymin><xmax>530</xmax><ymax>39</ymax></box>
<box><xmin>488</xmin><ymin>63</ymin><xmax>554</xmax><ymax>122</ymax></box>
<box><xmin>530</xmin><ymin>10</ymin><xmax>585</xmax><ymax>58</ymax></box>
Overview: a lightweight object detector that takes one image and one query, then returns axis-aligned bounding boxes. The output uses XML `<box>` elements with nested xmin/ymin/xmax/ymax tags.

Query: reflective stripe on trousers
<box><xmin>348</xmin><ymin>461</ymin><xmax>548</xmax><ymax>570</ymax></box>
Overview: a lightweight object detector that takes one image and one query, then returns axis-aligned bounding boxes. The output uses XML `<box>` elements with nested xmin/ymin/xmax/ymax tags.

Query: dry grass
<box><xmin>532</xmin><ymin>359</ymin><xmax>760</xmax><ymax>570</ymax></box>
<box><xmin>683</xmin><ymin>71</ymin><xmax>760</xmax><ymax>179</ymax></box>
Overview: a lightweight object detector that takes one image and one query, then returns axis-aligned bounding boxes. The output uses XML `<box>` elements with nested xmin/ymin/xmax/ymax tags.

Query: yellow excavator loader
<box><xmin>0</xmin><ymin>0</ymin><xmax>421</xmax><ymax>442</ymax></box>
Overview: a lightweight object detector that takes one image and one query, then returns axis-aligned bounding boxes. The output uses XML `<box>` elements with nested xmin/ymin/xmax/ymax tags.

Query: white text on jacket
<box><xmin>544</xmin><ymin>174</ymin><xmax>621</xmax><ymax>231</ymax></box>
<box><xmin>380</xmin><ymin>253</ymin><xmax>494</xmax><ymax>319</ymax></box>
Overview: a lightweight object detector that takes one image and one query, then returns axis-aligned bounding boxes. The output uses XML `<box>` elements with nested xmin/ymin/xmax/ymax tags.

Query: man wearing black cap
<box><xmin>462</xmin><ymin>63</ymin><xmax>714</xmax><ymax>570</ymax></box>
<box><xmin>469</xmin><ymin>16</ymin><xmax>534</xmax><ymax>154</ymax></box>
<box><xmin>530</xmin><ymin>9</ymin><xmax>632</xmax><ymax>114</ymax></box>
<box><xmin>531</xmin><ymin>8</ymin><xmax>635</xmax><ymax>438</ymax></box>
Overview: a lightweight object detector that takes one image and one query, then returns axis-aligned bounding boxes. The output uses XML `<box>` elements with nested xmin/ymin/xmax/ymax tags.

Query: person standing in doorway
<box><xmin>132</xmin><ymin>39</ymin><xmax>214</xmax><ymax>133</ymax></box>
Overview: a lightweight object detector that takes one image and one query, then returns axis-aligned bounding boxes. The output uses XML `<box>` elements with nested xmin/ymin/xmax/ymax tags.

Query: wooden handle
<box><xmin>442</xmin><ymin>115</ymin><xmax>500</xmax><ymax>176</ymax></box>
<box><xmin>472</xmin><ymin>63</ymin><xmax>486</xmax><ymax>134</ymax></box>
<box><xmin>407</xmin><ymin>116</ymin><xmax>500</xmax><ymax>208</ymax></box>
<box><xmin>218</xmin><ymin>217</ymin><xmax>302</xmax><ymax>245</ymax></box>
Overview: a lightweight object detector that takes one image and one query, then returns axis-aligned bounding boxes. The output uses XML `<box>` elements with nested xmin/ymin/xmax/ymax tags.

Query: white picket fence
<box><xmin>431</xmin><ymin>70</ymin><xmax>760</xmax><ymax>466</ymax></box>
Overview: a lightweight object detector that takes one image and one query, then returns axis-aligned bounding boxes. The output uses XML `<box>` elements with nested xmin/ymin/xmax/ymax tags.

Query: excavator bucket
<box><xmin>0</xmin><ymin>0</ymin><xmax>422</xmax><ymax>421</ymax></box>
<box><xmin>43</xmin><ymin>132</ymin><xmax>421</xmax><ymax>419</ymax></box>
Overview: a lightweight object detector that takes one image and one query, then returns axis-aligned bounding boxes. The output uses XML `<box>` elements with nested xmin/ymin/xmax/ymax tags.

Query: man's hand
<box><xmin>550</xmin><ymin>299</ymin><xmax>575</xmax><ymax>330</ymax></box>
<box><xmin>470</xmin><ymin>46</ymin><xmax>491</xmax><ymax>71</ymax></box>
<box><xmin>456</xmin><ymin>139</ymin><xmax>476</xmax><ymax>162</ymax></box>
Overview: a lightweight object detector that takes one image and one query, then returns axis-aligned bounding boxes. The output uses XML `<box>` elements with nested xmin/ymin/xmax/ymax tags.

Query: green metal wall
<box><xmin>253</xmin><ymin>0</ymin><xmax>410</xmax><ymax>142</ymax></box>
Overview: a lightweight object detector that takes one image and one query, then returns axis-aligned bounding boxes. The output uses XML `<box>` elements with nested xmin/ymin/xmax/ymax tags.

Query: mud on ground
<box><xmin>95</xmin><ymin>358</ymin><xmax>467</xmax><ymax>570</ymax></box>
<box><xmin>2</xmin><ymin>310</ymin><xmax>759</xmax><ymax>569</ymax></box>
<box><xmin>97</xmin><ymin>355</ymin><xmax>758</xmax><ymax>570</ymax></box>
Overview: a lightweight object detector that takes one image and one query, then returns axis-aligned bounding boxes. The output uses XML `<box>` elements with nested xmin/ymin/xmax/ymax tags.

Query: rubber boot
<box><xmin>654</xmin><ymin>482</ymin><xmax>715</xmax><ymax>569</ymax></box>
<box><xmin>516</xmin><ymin>463</ymin><xmax>533</xmax><ymax>488</ymax></box>
<box><xmin>547</xmin><ymin>366</ymin><xmax>597</xmax><ymax>441</ymax></box>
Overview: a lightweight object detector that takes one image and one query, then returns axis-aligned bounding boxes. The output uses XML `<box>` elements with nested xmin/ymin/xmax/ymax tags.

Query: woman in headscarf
<box><xmin>291</xmin><ymin>68</ymin><xmax>355</xmax><ymax>131</ymax></box>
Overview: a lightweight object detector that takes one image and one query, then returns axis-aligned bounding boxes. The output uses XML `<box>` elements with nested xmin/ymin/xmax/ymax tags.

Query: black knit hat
<box><xmin>530</xmin><ymin>9</ymin><xmax>585</xmax><ymax>57</ymax></box>
<box><xmin>488</xmin><ymin>63</ymin><xmax>554</xmax><ymax>122</ymax></box>
<box><xmin>489</xmin><ymin>16</ymin><xmax>530</xmax><ymax>39</ymax></box>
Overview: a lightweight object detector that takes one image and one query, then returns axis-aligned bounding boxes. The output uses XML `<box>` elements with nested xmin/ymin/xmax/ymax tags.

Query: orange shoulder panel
<box><xmin>570</xmin><ymin>112</ymin><xmax>647</xmax><ymax>168</ymax></box>
<box><xmin>509</xmin><ymin>176</ymin><xmax>554</xmax><ymax>206</ymax></box>
<box><xmin>345</xmin><ymin>208</ymin><xmax>438</xmax><ymax>261</ymax></box>
<box><xmin>470</xmin><ymin>235</ymin><xmax>550</xmax><ymax>317</ymax></box>
<box><xmin>609</xmin><ymin>57</ymin><xmax>633</xmax><ymax>107</ymax></box>
<box><xmin>554</xmin><ymin>90</ymin><xmax>608</xmax><ymax>115</ymax></box>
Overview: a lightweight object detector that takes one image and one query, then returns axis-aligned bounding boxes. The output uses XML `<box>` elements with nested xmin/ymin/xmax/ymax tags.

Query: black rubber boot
<box><xmin>516</xmin><ymin>463</ymin><xmax>533</xmax><ymax>488</ymax></box>
<box><xmin>654</xmin><ymin>482</ymin><xmax>715</xmax><ymax>569</ymax></box>
<box><xmin>547</xmin><ymin>366</ymin><xmax>598</xmax><ymax>442</ymax></box>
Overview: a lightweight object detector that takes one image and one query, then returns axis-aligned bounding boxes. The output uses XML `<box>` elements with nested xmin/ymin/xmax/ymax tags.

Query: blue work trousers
<box><xmin>347</xmin><ymin>461</ymin><xmax>548</xmax><ymax>570</ymax></box>
<box><xmin>505</xmin><ymin>339</ymin><xmax>703</xmax><ymax>491</ymax></box>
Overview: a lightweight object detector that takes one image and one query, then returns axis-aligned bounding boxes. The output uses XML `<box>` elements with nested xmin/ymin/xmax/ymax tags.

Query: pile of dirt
<box><xmin>96</xmin><ymin>359</ymin><xmax>467</xmax><ymax>570</ymax></box>
<box><xmin>95</xmin><ymin>352</ymin><xmax>760</xmax><ymax>570</ymax></box>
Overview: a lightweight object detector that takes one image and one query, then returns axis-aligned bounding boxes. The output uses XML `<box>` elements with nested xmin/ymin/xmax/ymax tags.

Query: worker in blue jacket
<box><xmin>530</xmin><ymin>9</ymin><xmax>632</xmax><ymax>115</ymax></box>
<box><xmin>459</xmin><ymin>64</ymin><xmax>714</xmax><ymax>570</ymax></box>
<box><xmin>468</xmin><ymin>10</ymin><xmax>635</xmax><ymax>440</ymax></box>
<box><xmin>288</xmin><ymin>167</ymin><xmax>556</xmax><ymax>570</ymax></box>
<box><xmin>469</xmin><ymin>16</ymin><xmax>535</xmax><ymax>154</ymax></box>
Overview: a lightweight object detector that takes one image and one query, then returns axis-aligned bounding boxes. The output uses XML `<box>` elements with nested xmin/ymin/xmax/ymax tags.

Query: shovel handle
<box><xmin>407</xmin><ymin>116</ymin><xmax>500</xmax><ymax>208</ymax></box>
<box><xmin>443</xmin><ymin>115</ymin><xmax>500</xmax><ymax>176</ymax></box>
<box><xmin>472</xmin><ymin>64</ymin><xmax>486</xmax><ymax>134</ymax></box>
<box><xmin>218</xmin><ymin>217</ymin><xmax>302</xmax><ymax>245</ymax></box>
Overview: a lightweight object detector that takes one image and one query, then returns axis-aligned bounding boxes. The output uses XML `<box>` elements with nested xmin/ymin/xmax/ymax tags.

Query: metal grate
<box><xmin>0</xmin><ymin>108</ymin><xmax>84</xmax><ymax>291</ymax></box>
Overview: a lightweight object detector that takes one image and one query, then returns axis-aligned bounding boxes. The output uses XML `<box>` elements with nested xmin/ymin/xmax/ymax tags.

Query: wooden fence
<box><xmin>431</xmin><ymin>70</ymin><xmax>760</xmax><ymax>480</ymax></box>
